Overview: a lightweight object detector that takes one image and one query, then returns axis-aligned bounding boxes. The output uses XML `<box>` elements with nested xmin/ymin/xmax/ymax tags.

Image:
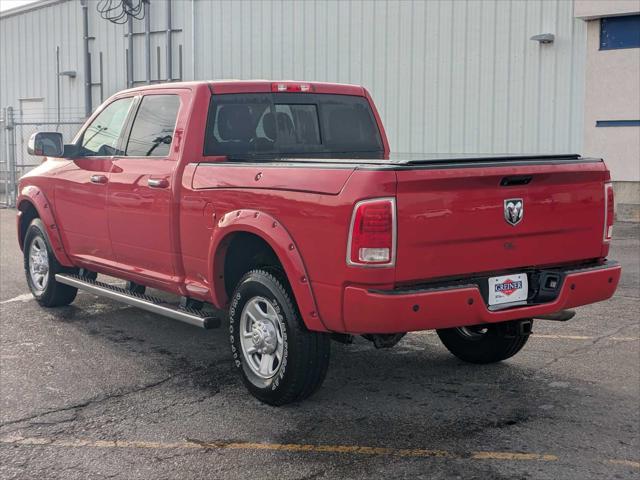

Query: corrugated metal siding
<box><xmin>0</xmin><ymin>0</ymin><xmax>85</xmax><ymax>121</ymax></box>
<box><xmin>1</xmin><ymin>0</ymin><xmax>586</xmax><ymax>153</ymax></box>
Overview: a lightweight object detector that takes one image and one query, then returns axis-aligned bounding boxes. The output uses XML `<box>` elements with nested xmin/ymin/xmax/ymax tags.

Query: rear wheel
<box><xmin>436</xmin><ymin>320</ymin><xmax>532</xmax><ymax>364</ymax></box>
<box><xmin>23</xmin><ymin>219</ymin><xmax>77</xmax><ymax>307</ymax></box>
<box><xmin>229</xmin><ymin>269</ymin><xmax>330</xmax><ymax>406</ymax></box>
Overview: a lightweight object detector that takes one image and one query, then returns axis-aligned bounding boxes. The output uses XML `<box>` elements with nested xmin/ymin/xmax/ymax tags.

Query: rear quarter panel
<box><xmin>180</xmin><ymin>165</ymin><xmax>397</xmax><ymax>331</ymax></box>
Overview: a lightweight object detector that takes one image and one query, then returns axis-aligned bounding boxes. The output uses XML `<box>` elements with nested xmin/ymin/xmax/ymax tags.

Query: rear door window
<box><xmin>204</xmin><ymin>93</ymin><xmax>382</xmax><ymax>157</ymax></box>
<box><xmin>125</xmin><ymin>95</ymin><xmax>181</xmax><ymax>157</ymax></box>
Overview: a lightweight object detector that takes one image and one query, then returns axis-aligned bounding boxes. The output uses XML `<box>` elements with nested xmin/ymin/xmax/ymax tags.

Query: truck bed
<box><xmin>196</xmin><ymin>152</ymin><xmax>608</xmax><ymax>287</ymax></box>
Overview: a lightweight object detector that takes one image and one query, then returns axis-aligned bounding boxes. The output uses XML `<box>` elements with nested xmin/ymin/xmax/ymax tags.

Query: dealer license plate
<box><xmin>488</xmin><ymin>273</ymin><xmax>528</xmax><ymax>307</ymax></box>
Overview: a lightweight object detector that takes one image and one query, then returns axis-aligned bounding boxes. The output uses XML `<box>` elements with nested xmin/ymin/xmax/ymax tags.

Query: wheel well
<box><xmin>223</xmin><ymin>232</ymin><xmax>284</xmax><ymax>298</ymax></box>
<box><xmin>18</xmin><ymin>201</ymin><xmax>39</xmax><ymax>250</ymax></box>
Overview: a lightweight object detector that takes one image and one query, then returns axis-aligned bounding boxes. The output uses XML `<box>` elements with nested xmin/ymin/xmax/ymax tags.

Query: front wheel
<box><xmin>436</xmin><ymin>320</ymin><xmax>532</xmax><ymax>364</ymax></box>
<box><xmin>23</xmin><ymin>219</ymin><xmax>78</xmax><ymax>307</ymax></box>
<box><xmin>229</xmin><ymin>269</ymin><xmax>330</xmax><ymax>406</ymax></box>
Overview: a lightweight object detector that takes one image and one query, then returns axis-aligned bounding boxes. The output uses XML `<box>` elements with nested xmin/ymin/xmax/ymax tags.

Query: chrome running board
<box><xmin>55</xmin><ymin>274</ymin><xmax>220</xmax><ymax>329</ymax></box>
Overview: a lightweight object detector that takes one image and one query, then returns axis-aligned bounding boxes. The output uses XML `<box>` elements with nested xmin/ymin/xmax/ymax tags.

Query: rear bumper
<box><xmin>342</xmin><ymin>261</ymin><xmax>621</xmax><ymax>334</ymax></box>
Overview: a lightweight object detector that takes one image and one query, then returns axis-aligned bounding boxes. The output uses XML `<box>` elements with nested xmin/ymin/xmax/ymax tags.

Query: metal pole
<box><xmin>191</xmin><ymin>0</ymin><xmax>196</xmax><ymax>80</ymax></box>
<box><xmin>1</xmin><ymin>107</ymin><xmax>8</xmax><ymax>206</ymax></box>
<box><xmin>145</xmin><ymin>0</ymin><xmax>151</xmax><ymax>84</ymax></box>
<box><xmin>166</xmin><ymin>0</ymin><xmax>172</xmax><ymax>81</ymax></box>
<box><xmin>156</xmin><ymin>46</ymin><xmax>161</xmax><ymax>82</ymax></box>
<box><xmin>6</xmin><ymin>106</ymin><xmax>17</xmax><ymax>207</ymax></box>
<box><xmin>127</xmin><ymin>16</ymin><xmax>134</xmax><ymax>88</ymax></box>
<box><xmin>56</xmin><ymin>46</ymin><xmax>61</xmax><ymax>125</ymax></box>
<box><xmin>81</xmin><ymin>0</ymin><xmax>92</xmax><ymax>117</ymax></box>
<box><xmin>99</xmin><ymin>51</ymin><xmax>104</xmax><ymax>102</ymax></box>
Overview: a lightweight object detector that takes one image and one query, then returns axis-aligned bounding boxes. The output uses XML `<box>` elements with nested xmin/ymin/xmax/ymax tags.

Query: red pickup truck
<box><xmin>18</xmin><ymin>81</ymin><xmax>621</xmax><ymax>405</ymax></box>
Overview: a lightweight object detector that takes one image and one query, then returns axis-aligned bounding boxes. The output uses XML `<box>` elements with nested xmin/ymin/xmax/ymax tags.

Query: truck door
<box><xmin>54</xmin><ymin>96</ymin><xmax>134</xmax><ymax>263</ymax></box>
<box><xmin>106</xmin><ymin>92</ymin><xmax>183</xmax><ymax>283</ymax></box>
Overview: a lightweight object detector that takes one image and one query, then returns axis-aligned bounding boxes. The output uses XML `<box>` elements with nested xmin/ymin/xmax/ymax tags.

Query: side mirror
<box><xmin>27</xmin><ymin>132</ymin><xmax>64</xmax><ymax>158</ymax></box>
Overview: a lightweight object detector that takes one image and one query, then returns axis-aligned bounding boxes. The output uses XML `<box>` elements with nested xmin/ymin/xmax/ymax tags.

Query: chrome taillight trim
<box><xmin>603</xmin><ymin>182</ymin><xmax>613</xmax><ymax>242</ymax></box>
<box><xmin>345</xmin><ymin>197</ymin><xmax>397</xmax><ymax>268</ymax></box>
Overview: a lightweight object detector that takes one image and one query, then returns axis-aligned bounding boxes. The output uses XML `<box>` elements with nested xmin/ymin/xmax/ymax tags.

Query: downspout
<box><xmin>166</xmin><ymin>0</ymin><xmax>172</xmax><ymax>81</ymax></box>
<box><xmin>191</xmin><ymin>0</ymin><xmax>196</xmax><ymax>79</ymax></box>
<box><xmin>127</xmin><ymin>16</ymin><xmax>134</xmax><ymax>88</ymax></box>
<box><xmin>81</xmin><ymin>0</ymin><xmax>92</xmax><ymax>117</ymax></box>
<box><xmin>56</xmin><ymin>46</ymin><xmax>61</xmax><ymax>125</ymax></box>
<box><xmin>145</xmin><ymin>0</ymin><xmax>151</xmax><ymax>84</ymax></box>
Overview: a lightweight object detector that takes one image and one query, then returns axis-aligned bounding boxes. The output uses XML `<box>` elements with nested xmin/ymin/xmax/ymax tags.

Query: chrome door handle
<box><xmin>147</xmin><ymin>178</ymin><xmax>169</xmax><ymax>188</ymax></box>
<box><xmin>90</xmin><ymin>174</ymin><xmax>108</xmax><ymax>184</ymax></box>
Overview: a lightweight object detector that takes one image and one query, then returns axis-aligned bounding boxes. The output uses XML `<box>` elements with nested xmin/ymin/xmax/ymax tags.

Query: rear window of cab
<box><xmin>203</xmin><ymin>93</ymin><xmax>383</xmax><ymax>158</ymax></box>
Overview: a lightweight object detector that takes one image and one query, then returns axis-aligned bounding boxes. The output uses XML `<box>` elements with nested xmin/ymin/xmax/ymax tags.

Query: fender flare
<box><xmin>207</xmin><ymin>209</ymin><xmax>328</xmax><ymax>332</ymax></box>
<box><xmin>17</xmin><ymin>185</ymin><xmax>74</xmax><ymax>267</ymax></box>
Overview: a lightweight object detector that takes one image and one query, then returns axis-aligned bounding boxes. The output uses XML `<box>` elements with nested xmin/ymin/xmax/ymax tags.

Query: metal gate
<box><xmin>0</xmin><ymin>107</ymin><xmax>85</xmax><ymax>208</ymax></box>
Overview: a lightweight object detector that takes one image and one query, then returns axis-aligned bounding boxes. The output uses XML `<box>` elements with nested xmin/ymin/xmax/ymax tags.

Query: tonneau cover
<box><xmin>218</xmin><ymin>152</ymin><xmax>597</xmax><ymax>168</ymax></box>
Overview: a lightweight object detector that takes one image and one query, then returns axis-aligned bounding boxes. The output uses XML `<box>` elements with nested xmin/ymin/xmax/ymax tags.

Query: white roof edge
<box><xmin>0</xmin><ymin>0</ymin><xmax>70</xmax><ymax>19</ymax></box>
<box><xmin>575</xmin><ymin>11</ymin><xmax>640</xmax><ymax>20</ymax></box>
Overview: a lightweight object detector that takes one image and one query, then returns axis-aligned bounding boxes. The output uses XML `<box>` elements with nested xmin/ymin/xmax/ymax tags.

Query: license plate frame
<box><xmin>488</xmin><ymin>273</ymin><xmax>528</xmax><ymax>307</ymax></box>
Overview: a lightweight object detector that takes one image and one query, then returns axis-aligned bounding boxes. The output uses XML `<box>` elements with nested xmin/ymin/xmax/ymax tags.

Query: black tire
<box><xmin>229</xmin><ymin>269</ymin><xmax>330</xmax><ymax>406</ymax></box>
<box><xmin>23</xmin><ymin>219</ymin><xmax>78</xmax><ymax>307</ymax></box>
<box><xmin>436</xmin><ymin>321</ymin><xmax>532</xmax><ymax>364</ymax></box>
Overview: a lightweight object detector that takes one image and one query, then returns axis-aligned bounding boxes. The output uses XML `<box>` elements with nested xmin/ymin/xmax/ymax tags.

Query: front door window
<box><xmin>80</xmin><ymin>97</ymin><xmax>134</xmax><ymax>156</ymax></box>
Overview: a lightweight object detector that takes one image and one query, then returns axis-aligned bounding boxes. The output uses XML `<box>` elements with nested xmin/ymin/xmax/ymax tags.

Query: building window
<box><xmin>600</xmin><ymin>15</ymin><xmax>640</xmax><ymax>50</ymax></box>
<box><xmin>596</xmin><ymin>120</ymin><xmax>640</xmax><ymax>127</ymax></box>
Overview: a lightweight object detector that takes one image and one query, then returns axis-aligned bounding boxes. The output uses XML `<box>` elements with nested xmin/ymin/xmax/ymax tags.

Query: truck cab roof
<box><xmin>118</xmin><ymin>80</ymin><xmax>367</xmax><ymax>97</ymax></box>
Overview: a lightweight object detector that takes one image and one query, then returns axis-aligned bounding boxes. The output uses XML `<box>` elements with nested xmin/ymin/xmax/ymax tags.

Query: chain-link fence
<box><xmin>1</xmin><ymin>107</ymin><xmax>85</xmax><ymax>208</ymax></box>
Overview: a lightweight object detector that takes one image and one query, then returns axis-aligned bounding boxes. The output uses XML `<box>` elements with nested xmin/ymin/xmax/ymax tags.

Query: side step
<box><xmin>55</xmin><ymin>274</ymin><xmax>220</xmax><ymax>329</ymax></box>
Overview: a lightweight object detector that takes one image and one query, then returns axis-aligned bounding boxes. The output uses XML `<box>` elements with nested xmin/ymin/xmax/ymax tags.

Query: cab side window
<box><xmin>80</xmin><ymin>97</ymin><xmax>134</xmax><ymax>156</ymax></box>
<box><xmin>125</xmin><ymin>95</ymin><xmax>180</xmax><ymax>157</ymax></box>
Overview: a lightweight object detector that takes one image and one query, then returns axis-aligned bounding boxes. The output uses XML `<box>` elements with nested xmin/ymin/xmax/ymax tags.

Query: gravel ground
<box><xmin>0</xmin><ymin>208</ymin><xmax>638</xmax><ymax>479</ymax></box>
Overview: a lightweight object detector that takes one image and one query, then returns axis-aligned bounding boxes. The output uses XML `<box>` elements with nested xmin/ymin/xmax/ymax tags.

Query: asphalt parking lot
<box><xmin>0</xmin><ymin>207</ymin><xmax>638</xmax><ymax>480</ymax></box>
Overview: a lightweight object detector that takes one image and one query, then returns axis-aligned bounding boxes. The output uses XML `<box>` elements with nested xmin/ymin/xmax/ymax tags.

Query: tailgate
<box><xmin>394</xmin><ymin>160</ymin><xmax>608</xmax><ymax>283</ymax></box>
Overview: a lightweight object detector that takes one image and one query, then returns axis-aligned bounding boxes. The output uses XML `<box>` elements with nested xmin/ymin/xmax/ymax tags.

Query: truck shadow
<box><xmin>42</xmin><ymin>296</ymin><xmax>635</xmax><ymax>457</ymax></box>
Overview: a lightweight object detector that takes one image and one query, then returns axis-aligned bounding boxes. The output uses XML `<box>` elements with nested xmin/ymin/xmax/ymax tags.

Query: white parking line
<box><xmin>1</xmin><ymin>294</ymin><xmax>637</xmax><ymax>344</ymax></box>
<box><xmin>0</xmin><ymin>293</ymin><xmax>35</xmax><ymax>304</ymax></box>
<box><xmin>532</xmin><ymin>334</ymin><xmax>638</xmax><ymax>342</ymax></box>
<box><xmin>417</xmin><ymin>331</ymin><xmax>638</xmax><ymax>342</ymax></box>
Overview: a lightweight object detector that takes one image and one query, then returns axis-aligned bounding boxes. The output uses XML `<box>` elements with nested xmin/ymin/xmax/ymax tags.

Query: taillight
<box><xmin>271</xmin><ymin>82</ymin><xmax>313</xmax><ymax>92</ymax></box>
<box><xmin>604</xmin><ymin>182</ymin><xmax>614</xmax><ymax>241</ymax></box>
<box><xmin>347</xmin><ymin>198</ymin><xmax>396</xmax><ymax>266</ymax></box>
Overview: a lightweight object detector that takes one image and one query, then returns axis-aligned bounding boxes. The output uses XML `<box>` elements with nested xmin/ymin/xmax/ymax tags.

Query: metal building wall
<box><xmin>1</xmin><ymin>0</ymin><xmax>587</xmax><ymax>154</ymax></box>
<box><xmin>0</xmin><ymin>0</ymin><xmax>85</xmax><ymax>121</ymax></box>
